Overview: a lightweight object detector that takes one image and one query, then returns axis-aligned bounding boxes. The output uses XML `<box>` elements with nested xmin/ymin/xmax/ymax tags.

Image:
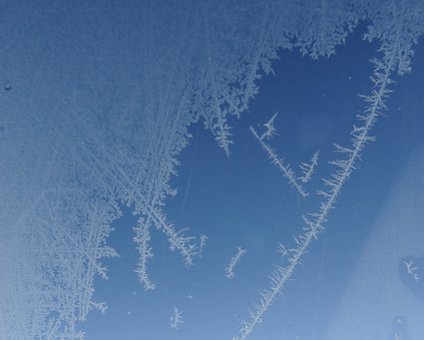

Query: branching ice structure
<box><xmin>299</xmin><ymin>150</ymin><xmax>320</xmax><ymax>184</ymax></box>
<box><xmin>250</xmin><ymin>126</ymin><xmax>309</xmax><ymax>198</ymax></box>
<box><xmin>225</xmin><ymin>246</ymin><xmax>247</xmax><ymax>279</ymax></box>
<box><xmin>235</xmin><ymin>1</ymin><xmax>424</xmax><ymax>338</ymax></box>
<box><xmin>0</xmin><ymin>0</ymin><xmax>423</xmax><ymax>338</ymax></box>
<box><xmin>170</xmin><ymin>307</ymin><xmax>184</xmax><ymax>329</ymax></box>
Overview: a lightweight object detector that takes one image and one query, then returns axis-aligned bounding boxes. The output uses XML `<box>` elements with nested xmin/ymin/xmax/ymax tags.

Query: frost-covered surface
<box><xmin>0</xmin><ymin>0</ymin><xmax>423</xmax><ymax>339</ymax></box>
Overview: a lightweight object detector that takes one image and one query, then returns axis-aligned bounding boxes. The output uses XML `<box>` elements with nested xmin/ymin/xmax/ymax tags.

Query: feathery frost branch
<box><xmin>299</xmin><ymin>150</ymin><xmax>320</xmax><ymax>183</ymax></box>
<box><xmin>403</xmin><ymin>260</ymin><xmax>420</xmax><ymax>282</ymax></box>
<box><xmin>225</xmin><ymin>246</ymin><xmax>247</xmax><ymax>279</ymax></box>
<box><xmin>170</xmin><ymin>307</ymin><xmax>184</xmax><ymax>329</ymax></box>
<box><xmin>260</xmin><ymin>112</ymin><xmax>279</xmax><ymax>140</ymax></box>
<box><xmin>133</xmin><ymin>217</ymin><xmax>156</xmax><ymax>291</ymax></box>
<box><xmin>250</xmin><ymin>126</ymin><xmax>308</xmax><ymax>198</ymax></box>
<box><xmin>198</xmin><ymin>235</ymin><xmax>208</xmax><ymax>258</ymax></box>
<box><xmin>277</xmin><ymin>243</ymin><xmax>288</xmax><ymax>257</ymax></box>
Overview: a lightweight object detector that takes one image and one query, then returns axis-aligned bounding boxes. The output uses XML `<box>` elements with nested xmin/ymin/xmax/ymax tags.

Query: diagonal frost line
<box><xmin>225</xmin><ymin>246</ymin><xmax>247</xmax><ymax>279</ymax></box>
<box><xmin>236</xmin><ymin>55</ymin><xmax>395</xmax><ymax>340</ymax></box>
<box><xmin>299</xmin><ymin>150</ymin><xmax>319</xmax><ymax>183</ymax></box>
<box><xmin>133</xmin><ymin>217</ymin><xmax>156</xmax><ymax>290</ymax></box>
<box><xmin>61</xmin><ymin>114</ymin><xmax>198</xmax><ymax>268</ymax></box>
<box><xmin>250</xmin><ymin>126</ymin><xmax>308</xmax><ymax>198</ymax></box>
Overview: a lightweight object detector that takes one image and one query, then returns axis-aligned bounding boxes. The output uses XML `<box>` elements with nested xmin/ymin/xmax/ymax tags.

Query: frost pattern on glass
<box><xmin>235</xmin><ymin>1</ymin><xmax>424</xmax><ymax>338</ymax></box>
<box><xmin>0</xmin><ymin>0</ymin><xmax>423</xmax><ymax>339</ymax></box>
<box><xmin>250</xmin><ymin>126</ymin><xmax>309</xmax><ymax>198</ymax></box>
<box><xmin>299</xmin><ymin>150</ymin><xmax>320</xmax><ymax>184</ymax></box>
<box><xmin>170</xmin><ymin>307</ymin><xmax>184</xmax><ymax>330</ymax></box>
<box><xmin>225</xmin><ymin>246</ymin><xmax>247</xmax><ymax>279</ymax></box>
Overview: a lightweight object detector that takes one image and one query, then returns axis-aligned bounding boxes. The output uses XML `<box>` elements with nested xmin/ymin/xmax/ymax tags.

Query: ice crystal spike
<box><xmin>170</xmin><ymin>307</ymin><xmax>183</xmax><ymax>329</ymax></box>
<box><xmin>250</xmin><ymin>126</ymin><xmax>308</xmax><ymax>198</ymax></box>
<box><xmin>299</xmin><ymin>150</ymin><xmax>320</xmax><ymax>183</ymax></box>
<box><xmin>260</xmin><ymin>111</ymin><xmax>279</xmax><ymax>140</ymax></box>
<box><xmin>226</xmin><ymin>246</ymin><xmax>247</xmax><ymax>279</ymax></box>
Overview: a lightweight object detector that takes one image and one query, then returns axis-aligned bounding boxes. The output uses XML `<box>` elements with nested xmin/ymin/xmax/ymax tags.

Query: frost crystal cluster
<box><xmin>0</xmin><ymin>0</ymin><xmax>423</xmax><ymax>339</ymax></box>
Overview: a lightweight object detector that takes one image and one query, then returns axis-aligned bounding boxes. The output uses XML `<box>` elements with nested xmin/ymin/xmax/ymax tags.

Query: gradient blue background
<box><xmin>80</xmin><ymin>29</ymin><xmax>424</xmax><ymax>339</ymax></box>
<box><xmin>1</xmin><ymin>2</ymin><xmax>423</xmax><ymax>339</ymax></box>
